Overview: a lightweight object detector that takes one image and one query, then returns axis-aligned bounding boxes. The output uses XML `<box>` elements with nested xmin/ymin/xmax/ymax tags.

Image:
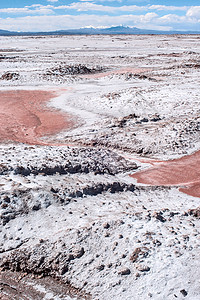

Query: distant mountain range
<box><xmin>0</xmin><ymin>26</ymin><xmax>199</xmax><ymax>36</ymax></box>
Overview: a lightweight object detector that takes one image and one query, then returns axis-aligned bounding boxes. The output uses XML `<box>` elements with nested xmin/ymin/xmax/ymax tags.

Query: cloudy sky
<box><xmin>0</xmin><ymin>0</ymin><xmax>200</xmax><ymax>32</ymax></box>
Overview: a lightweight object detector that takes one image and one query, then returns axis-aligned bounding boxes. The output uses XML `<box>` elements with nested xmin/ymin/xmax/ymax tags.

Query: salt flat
<box><xmin>0</xmin><ymin>35</ymin><xmax>199</xmax><ymax>300</ymax></box>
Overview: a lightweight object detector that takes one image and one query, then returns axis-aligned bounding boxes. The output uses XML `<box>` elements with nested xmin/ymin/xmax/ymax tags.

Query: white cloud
<box><xmin>149</xmin><ymin>5</ymin><xmax>188</xmax><ymax>11</ymax></box>
<box><xmin>186</xmin><ymin>6</ymin><xmax>200</xmax><ymax>19</ymax></box>
<box><xmin>47</xmin><ymin>0</ymin><xmax>58</xmax><ymax>2</ymax></box>
<box><xmin>0</xmin><ymin>3</ymin><xmax>199</xmax><ymax>32</ymax></box>
<box><xmin>0</xmin><ymin>3</ymin><xmax>192</xmax><ymax>15</ymax></box>
<box><xmin>0</xmin><ymin>8</ymin><xmax>30</xmax><ymax>13</ymax></box>
<box><xmin>54</xmin><ymin>3</ymin><xmax>191</xmax><ymax>13</ymax></box>
<box><xmin>0</xmin><ymin>13</ymin><xmax>190</xmax><ymax>32</ymax></box>
<box><xmin>158</xmin><ymin>14</ymin><xmax>198</xmax><ymax>25</ymax></box>
<box><xmin>55</xmin><ymin>3</ymin><xmax>145</xmax><ymax>12</ymax></box>
<box><xmin>157</xmin><ymin>14</ymin><xmax>184</xmax><ymax>25</ymax></box>
<box><xmin>0</xmin><ymin>5</ymin><xmax>54</xmax><ymax>15</ymax></box>
<box><xmin>140</xmin><ymin>12</ymin><xmax>158</xmax><ymax>23</ymax></box>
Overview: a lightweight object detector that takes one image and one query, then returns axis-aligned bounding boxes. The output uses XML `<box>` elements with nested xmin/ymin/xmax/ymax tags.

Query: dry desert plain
<box><xmin>0</xmin><ymin>34</ymin><xmax>200</xmax><ymax>299</ymax></box>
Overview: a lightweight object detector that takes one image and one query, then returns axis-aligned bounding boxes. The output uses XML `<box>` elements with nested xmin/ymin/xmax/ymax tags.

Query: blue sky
<box><xmin>0</xmin><ymin>1</ymin><xmax>199</xmax><ymax>32</ymax></box>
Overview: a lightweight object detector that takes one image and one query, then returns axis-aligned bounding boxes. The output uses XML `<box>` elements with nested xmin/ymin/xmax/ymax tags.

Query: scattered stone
<box><xmin>32</xmin><ymin>203</ymin><xmax>41</xmax><ymax>211</ymax></box>
<box><xmin>72</xmin><ymin>247</ymin><xmax>85</xmax><ymax>259</ymax></box>
<box><xmin>60</xmin><ymin>265</ymin><xmax>68</xmax><ymax>275</ymax></box>
<box><xmin>187</xmin><ymin>207</ymin><xmax>200</xmax><ymax>218</ymax></box>
<box><xmin>135</xmin><ymin>272</ymin><xmax>140</xmax><ymax>279</ymax></box>
<box><xmin>148</xmin><ymin>293</ymin><xmax>153</xmax><ymax>297</ymax></box>
<box><xmin>118</xmin><ymin>267</ymin><xmax>131</xmax><ymax>275</ymax></box>
<box><xmin>136</xmin><ymin>265</ymin><xmax>150</xmax><ymax>272</ymax></box>
<box><xmin>97</xmin><ymin>265</ymin><xmax>105</xmax><ymax>271</ymax></box>
<box><xmin>180</xmin><ymin>289</ymin><xmax>188</xmax><ymax>297</ymax></box>
<box><xmin>0</xmin><ymin>72</ymin><xmax>19</xmax><ymax>80</ymax></box>
<box><xmin>130</xmin><ymin>247</ymin><xmax>149</xmax><ymax>263</ymax></box>
<box><xmin>153</xmin><ymin>239</ymin><xmax>162</xmax><ymax>246</ymax></box>
<box><xmin>103</xmin><ymin>222</ymin><xmax>110</xmax><ymax>229</ymax></box>
<box><xmin>153</xmin><ymin>212</ymin><xmax>166</xmax><ymax>223</ymax></box>
<box><xmin>104</xmin><ymin>232</ymin><xmax>110</xmax><ymax>237</ymax></box>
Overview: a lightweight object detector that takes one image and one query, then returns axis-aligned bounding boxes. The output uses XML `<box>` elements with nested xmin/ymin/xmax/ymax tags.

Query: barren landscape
<box><xmin>0</xmin><ymin>34</ymin><xmax>199</xmax><ymax>300</ymax></box>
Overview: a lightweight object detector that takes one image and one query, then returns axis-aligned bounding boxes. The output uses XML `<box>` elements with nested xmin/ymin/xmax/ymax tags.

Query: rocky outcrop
<box><xmin>0</xmin><ymin>72</ymin><xmax>19</xmax><ymax>80</ymax></box>
<box><xmin>0</xmin><ymin>145</ymin><xmax>137</xmax><ymax>176</ymax></box>
<box><xmin>46</xmin><ymin>64</ymin><xmax>105</xmax><ymax>77</ymax></box>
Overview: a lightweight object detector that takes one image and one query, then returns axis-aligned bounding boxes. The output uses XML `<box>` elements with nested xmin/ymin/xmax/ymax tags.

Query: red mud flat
<box><xmin>131</xmin><ymin>150</ymin><xmax>200</xmax><ymax>198</ymax></box>
<box><xmin>0</xmin><ymin>90</ymin><xmax>74</xmax><ymax>145</ymax></box>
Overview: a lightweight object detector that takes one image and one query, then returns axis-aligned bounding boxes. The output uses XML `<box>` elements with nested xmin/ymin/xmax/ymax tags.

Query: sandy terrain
<box><xmin>0</xmin><ymin>35</ymin><xmax>200</xmax><ymax>300</ymax></box>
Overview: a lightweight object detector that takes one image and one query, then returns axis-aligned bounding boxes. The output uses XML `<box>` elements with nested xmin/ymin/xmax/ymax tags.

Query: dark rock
<box><xmin>32</xmin><ymin>203</ymin><xmax>41</xmax><ymax>211</ymax></box>
<box><xmin>140</xmin><ymin>118</ymin><xmax>149</xmax><ymax>123</ymax></box>
<box><xmin>103</xmin><ymin>222</ymin><xmax>110</xmax><ymax>229</ymax></box>
<box><xmin>97</xmin><ymin>264</ymin><xmax>105</xmax><ymax>271</ymax></box>
<box><xmin>46</xmin><ymin>64</ymin><xmax>104</xmax><ymax>77</ymax></box>
<box><xmin>3</xmin><ymin>196</ymin><xmax>10</xmax><ymax>203</ymax></box>
<box><xmin>187</xmin><ymin>207</ymin><xmax>200</xmax><ymax>218</ymax></box>
<box><xmin>150</xmin><ymin>116</ymin><xmax>161</xmax><ymax>122</ymax></box>
<box><xmin>50</xmin><ymin>187</ymin><xmax>58</xmax><ymax>193</ymax></box>
<box><xmin>153</xmin><ymin>212</ymin><xmax>166</xmax><ymax>223</ymax></box>
<box><xmin>180</xmin><ymin>289</ymin><xmax>188</xmax><ymax>297</ymax></box>
<box><xmin>60</xmin><ymin>265</ymin><xmax>69</xmax><ymax>275</ymax></box>
<box><xmin>1</xmin><ymin>72</ymin><xmax>19</xmax><ymax>80</ymax></box>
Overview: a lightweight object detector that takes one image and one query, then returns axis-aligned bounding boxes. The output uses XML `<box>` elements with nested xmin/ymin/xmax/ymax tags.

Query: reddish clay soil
<box><xmin>180</xmin><ymin>183</ymin><xmax>200</xmax><ymax>198</ymax></box>
<box><xmin>0</xmin><ymin>90</ymin><xmax>74</xmax><ymax>145</ymax></box>
<box><xmin>131</xmin><ymin>150</ymin><xmax>200</xmax><ymax>198</ymax></box>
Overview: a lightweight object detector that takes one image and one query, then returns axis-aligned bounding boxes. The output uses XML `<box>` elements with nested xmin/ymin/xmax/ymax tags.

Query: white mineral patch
<box><xmin>0</xmin><ymin>35</ymin><xmax>199</xmax><ymax>300</ymax></box>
